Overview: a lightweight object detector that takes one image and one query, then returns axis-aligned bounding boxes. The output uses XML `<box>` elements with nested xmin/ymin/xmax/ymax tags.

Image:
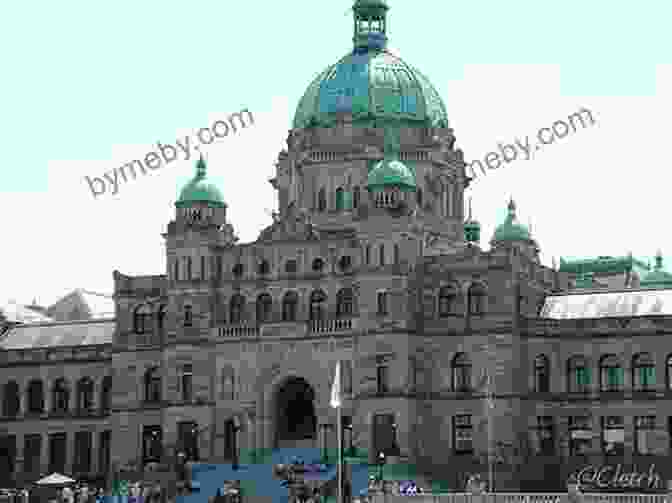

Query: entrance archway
<box><xmin>274</xmin><ymin>376</ymin><xmax>317</xmax><ymax>448</ymax></box>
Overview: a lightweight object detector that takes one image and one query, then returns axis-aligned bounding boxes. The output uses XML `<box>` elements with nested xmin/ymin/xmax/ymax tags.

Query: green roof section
<box><xmin>367</xmin><ymin>126</ymin><xmax>416</xmax><ymax>192</ymax></box>
<box><xmin>491</xmin><ymin>198</ymin><xmax>531</xmax><ymax>243</ymax></box>
<box><xmin>640</xmin><ymin>251</ymin><xmax>672</xmax><ymax>288</ymax></box>
<box><xmin>573</xmin><ymin>273</ymin><xmax>596</xmax><ymax>289</ymax></box>
<box><xmin>559</xmin><ymin>254</ymin><xmax>649</xmax><ymax>275</ymax></box>
<box><xmin>292</xmin><ymin>1</ymin><xmax>449</xmax><ymax>130</ymax></box>
<box><xmin>175</xmin><ymin>155</ymin><xmax>226</xmax><ymax>209</ymax></box>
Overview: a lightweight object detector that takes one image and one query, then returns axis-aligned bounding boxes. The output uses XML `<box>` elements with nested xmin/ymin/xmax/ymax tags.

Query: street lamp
<box><xmin>376</xmin><ymin>452</ymin><xmax>386</xmax><ymax>488</ymax></box>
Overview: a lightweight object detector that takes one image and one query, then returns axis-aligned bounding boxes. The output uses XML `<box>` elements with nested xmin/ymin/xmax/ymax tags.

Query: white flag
<box><xmin>330</xmin><ymin>360</ymin><xmax>342</xmax><ymax>409</ymax></box>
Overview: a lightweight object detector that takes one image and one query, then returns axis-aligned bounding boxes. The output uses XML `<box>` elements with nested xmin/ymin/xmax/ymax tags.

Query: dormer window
<box><xmin>232</xmin><ymin>263</ymin><xmax>244</xmax><ymax>277</ymax></box>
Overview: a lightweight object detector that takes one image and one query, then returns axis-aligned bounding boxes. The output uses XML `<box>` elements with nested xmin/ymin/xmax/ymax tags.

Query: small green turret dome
<box><xmin>464</xmin><ymin>198</ymin><xmax>480</xmax><ymax>243</ymax></box>
<box><xmin>367</xmin><ymin>125</ymin><xmax>416</xmax><ymax>192</ymax></box>
<box><xmin>640</xmin><ymin>251</ymin><xmax>672</xmax><ymax>288</ymax></box>
<box><xmin>176</xmin><ymin>156</ymin><xmax>226</xmax><ymax>208</ymax></box>
<box><xmin>492</xmin><ymin>198</ymin><xmax>531</xmax><ymax>243</ymax></box>
<box><xmin>367</xmin><ymin>158</ymin><xmax>416</xmax><ymax>192</ymax></box>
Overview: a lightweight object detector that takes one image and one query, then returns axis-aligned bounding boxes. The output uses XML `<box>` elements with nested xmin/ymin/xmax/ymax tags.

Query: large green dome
<box><xmin>292</xmin><ymin>1</ymin><xmax>448</xmax><ymax>130</ymax></box>
<box><xmin>176</xmin><ymin>156</ymin><xmax>226</xmax><ymax>208</ymax></box>
<box><xmin>492</xmin><ymin>199</ymin><xmax>531</xmax><ymax>243</ymax></box>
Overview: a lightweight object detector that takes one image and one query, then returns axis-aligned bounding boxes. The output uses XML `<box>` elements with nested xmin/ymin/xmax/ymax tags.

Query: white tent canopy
<box><xmin>35</xmin><ymin>473</ymin><xmax>75</xmax><ymax>485</ymax></box>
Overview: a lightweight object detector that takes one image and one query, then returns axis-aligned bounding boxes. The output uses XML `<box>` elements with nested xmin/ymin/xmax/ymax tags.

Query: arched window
<box><xmin>567</xmin><ymin>356</ymin><xmax>590</xmax><ymax>393</ymax></box>
<box><xmin>416</xmin><ymin>188</ymin><xmax>423</xmax><ymax>207</ymax></box>
<box><xmin>336</xmin><ymin>288</ymin><xmax>354</xmax><ymax>317</ymax></box>
<box><xmin>600</xmin><ymin>354</ymin><xmax>623</xmax><ymax>392</ymax></box>
<box><xmin>52</xmin><ymin>378</ymin><xmax>70</xmax><ymax>413</ymax></box>
<box><xmin>26</xmin><ymin>380</ymin><xmax>44</xmax><ymax>414</ymax></box>
<box><xmin>258</xmin><ymin>260</ymin><xmax>270</xmax><ymax>276</ymax></box>
<box><xmin>174</xmin><ymin>260</ymin><xmax>179</xmax><ymax>281</ymax></box>
<box><xmin>180</xmin><ymin>364</ymin><xmax>193</xmax><ymax>402</ymax></box>
<box><xmin>338</xmin><ymin>255</ymin><xmax>352</xmax><ymax>272</ymax></box>
<box><xmin>342</xmin><ymin>360</ymin><xmax>353</xmax><ymax>395</ymax></box>
<box><xmin>256</xmin><ymin>293</ymin><xmax>273</xmax><ymax>323</ymax></box>
<box><xmin>393</xmin><ymin>244</ymin><xmax>400</xmax><ymax>264</ymax></box>
<box><xmin>309</xmin><ymin>290</ymin><xmax>327</xmax><ymax>321</ymax></box>
<box><xmin>534</xmin><ymin>355</ymin><xmax>550</xmax><ymax>393</ymax></box>
<box><xmin>157</xmin><ymin>304</ymin><xmax>167</xmax><ymax>334</ymax></box>
<box><xmin>100</xmin><ymin>376</ymin><xmax>112</xmax><ymax>413</ymax></box>
<box><xmin>312</xmin><ymin>258</ymin><xmax>325</xmax><ymax>272</ymax></box>
<box><xmin>667</xmin><ymin>354</ymin><xmax>672</xmax><ymax>390</ymax></box>
<box><xmin>379</xmin><ymin>244</ymin><xmax>385</xmax><ymax>266</ymax></box>
<box><xmin>318</xmin><ymin>188</ymin><xmax>327</xmax><ymax>212</ymax></box>
<box><xmin>144</xmin><ymin>367</ymin><xmax>161</xmax><ymax>403</ymax></box>
<box><xmin>183</xmin><ymin>305</ymin><xmax>193</xmax><ymax>327</ymax></box>
<box><xmin>282</xmin><ymin>291</ymin><xmax>298</xmax><ymax>322</ymax></box>
<box><xmin>365</xmin><ymin>245</ymin><xmax>371</xmax><ymax>265</ymax></box>
<box><xmin>229</xmin><ymin>294</ymin><xmax>245</xmax><ymax>324</ymax></box>
<box><xmin>76</xmin><ymin>377</ymin><xmax>94</xmax><ymax>413</ymax></box>
<box><xmin>335</xmin><ymin>187</ymin><xmax>346</xmax><ymax>210</ymax></box>
<box><xmin>353</xmin><ymin>186</ymin><xmax>360</xmax><ymax>209</ymax></box>
<box><xmin>186</xmin><ymin>257</ymin><xmax>192</xmax><ymax>280</ymax></box>
<box><xmin>438</xmin><ymin>284</ymin><xmax>459</xmax><ymax>317</ymax></box>
<box><xmin>221</xmin><ymin>366</ymin><xmax>235</xmax><ymax>401</ymax></box>
<box><xmin>134</xmin><ymin>304</ymin><xmax>152</xmax><ymax>334</ymax></box>
<box><xmin>467</xmin><ymin>283</ymin><xmax>486</xmax><ymax>315</ymax></box>
<box><xmin>452</xmin><ymin>353</ymin><xmax>472</xmax><ymax>392</ymax></box>
<box><xmin>2</xmin><ymin>381</ymin><xmax>19</xmax><ymax>417</ymax></box>
<box><xmin>632</xmin><ymin>353</ymin><xmax>655</xmax><ymax>391</ymax></box>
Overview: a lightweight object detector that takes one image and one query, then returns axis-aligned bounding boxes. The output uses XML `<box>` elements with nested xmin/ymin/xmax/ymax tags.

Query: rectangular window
<box><xmin>601</xmin><ymin>416</ymin><xmax>625</xmax><ymax>456</ymax></box>
<box><xmin>98</xmin><ymin>431</ymin><xmax>111</xmax><ymax>475</ymax></box>
<box><xmin>376</xmin><ymin>363</ymin><xmax>389</xmax><ymax>394</ymax></box>
<box><xmin>0</xmin><ymin>436</ymin><xmax>16</xmax><ymax>476</ymax></box>
<box><xmin>181</xmin><ymin>364</ymin><xmax>193</xmax><ymax>402</ymax></box>
<box><xmin>224</xmin><ymin>420</ymin><xmax>237</xmax><ymax>462</ymax></box>
<box><xmin>568</xmin><ymin>416</ymin><xmax>592</xmax><ymax>456</ymax></box>
<box><xmin>635</xmin><ymin>416</ymin><xmax>656</xmax><ymax>455</ymax></box>
<box><xmin>74</xmin><ymin>431</ymin><xmax>92</xmax><ymax>474</ymax></box>
<box><xmin>453</xmin><ymin>415</ymin><xmax>473</xmax><ymax>454</ymax></box>
<box><xmin>377</xmin><ymin>292</ymin><xmax>388</xmax><ymax>315</ymax></box>
<box><xmin>201</xmin><ymin>256</ymin><xmax>206</xmax><ymax>280</ymax></box>
<box><xmin>178</xmin><ymin>421</ymin><xmax>199</xmax><ymax>461</ymax></box>
<box><xmin>49</xmin><ymin>433</ymin><xmax>67</xmax><ymax>474</ymax></box>
<box><xmin>571</xmin><ymin>367</ymin><xmax>591</xmax><ymax>392</ymax></box>
<box><xmin>531</xmin><ymin>416</ymin><xmax>554</xmax><ymax>455</ymax></box>
<box><xmin>142</xmin><ymin>425</ymin><xmax>163</xmax><ymax>463</ymax></box>
<box><xmin>23</xmin><ymin>434</ymin><xmax>41</xmax><ymax>474</ymax></box>
<box><xmin>365</xmin><ymin>245</ymin><xmax>370</xmax><ymax>265</ymax></box>
<box><xmin>601</xmin><ymin>367</ymin><xmax>623</xmax><ymax>391</ymax></box>
<box><xmin>372</xmin><ymin>414</ymin><xmax>397</xmax><ymax>457</ymax></box>
<box><xmin>637</xmin><ymin>367</ymin><xmax>656</xmax><ymax>390</ymax></box>
<box><xmin>379</xmin><ymin>245</ymin><xmax>385</xmax><ymax>266</ymax></box>
<box><xmin>342</xmin><ymin>360</ymin><xmax>353</xmax><ymax>395</ymax></box>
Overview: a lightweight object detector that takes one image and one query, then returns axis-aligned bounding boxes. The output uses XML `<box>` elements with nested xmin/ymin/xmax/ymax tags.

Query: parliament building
<box><xmin>2</xmin><ymin>0</ymin><xmax>672</xmax><ymax>493</ymax></box>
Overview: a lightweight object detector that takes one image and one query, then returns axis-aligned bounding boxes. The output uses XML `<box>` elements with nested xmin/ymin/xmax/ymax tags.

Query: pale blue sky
<box><xmin>1</xmin><ymin>0</ymin><xmax>671</xmax><ymax>305</ymax></box>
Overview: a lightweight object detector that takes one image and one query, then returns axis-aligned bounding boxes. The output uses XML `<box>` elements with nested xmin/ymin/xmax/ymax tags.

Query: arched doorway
<box><xmin>274</xmin><ymin>377</ymin><xmax>317</xmax><ymax>448</ymax></box>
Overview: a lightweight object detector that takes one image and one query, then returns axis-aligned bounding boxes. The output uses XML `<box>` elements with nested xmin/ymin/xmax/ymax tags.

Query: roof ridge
<box><xmin>7</xmin><ymin>318</ymin><xmax>115</xmax><ymax>328</ymax></box>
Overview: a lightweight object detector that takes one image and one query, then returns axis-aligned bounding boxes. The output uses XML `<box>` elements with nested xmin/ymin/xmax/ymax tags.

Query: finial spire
<box><xmin>655</xmin><ymin>250</ymin><xmax>663</xmax><ymax>270</ymax></box>
<box><xmin>195</xmin><ymin>153</ymin><xmax>207</xmax><ymax>179</ymax></box>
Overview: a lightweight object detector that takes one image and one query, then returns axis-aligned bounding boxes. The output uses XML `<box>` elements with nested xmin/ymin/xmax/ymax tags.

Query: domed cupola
<box><xmin>491</xmin><ymin>198</ymin><xmax>531</xmax><ymax>244</ymax></box>
<box><xmin>464</xmin><ymin>198</ymin><xmax>481</xmax><ymax>245</ymax></box>
<box><xmin>176</xmin><ymin>155</ymin><xmax>226</xmax><ymax>209</ymax></box>
<box><xmin>292</xmin><ymin>0</ymin><xmax>449</xmax><ymax>129</ymax></box>
<box><xmin>367</xmin><ymin>126</ymin><xmax>415</xmax><ymax>207</ymax></box>
<box><xmin>640</xmin><ymin>251</ymin><xmax>672</xmax><ymax>288</ymax></box>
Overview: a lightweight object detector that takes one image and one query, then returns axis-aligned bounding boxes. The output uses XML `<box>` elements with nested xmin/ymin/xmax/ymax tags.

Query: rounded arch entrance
<box><xmin>273</xmin><ymin>376</ymin><xmax>317</xmax><ymax>448</ymax></box>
